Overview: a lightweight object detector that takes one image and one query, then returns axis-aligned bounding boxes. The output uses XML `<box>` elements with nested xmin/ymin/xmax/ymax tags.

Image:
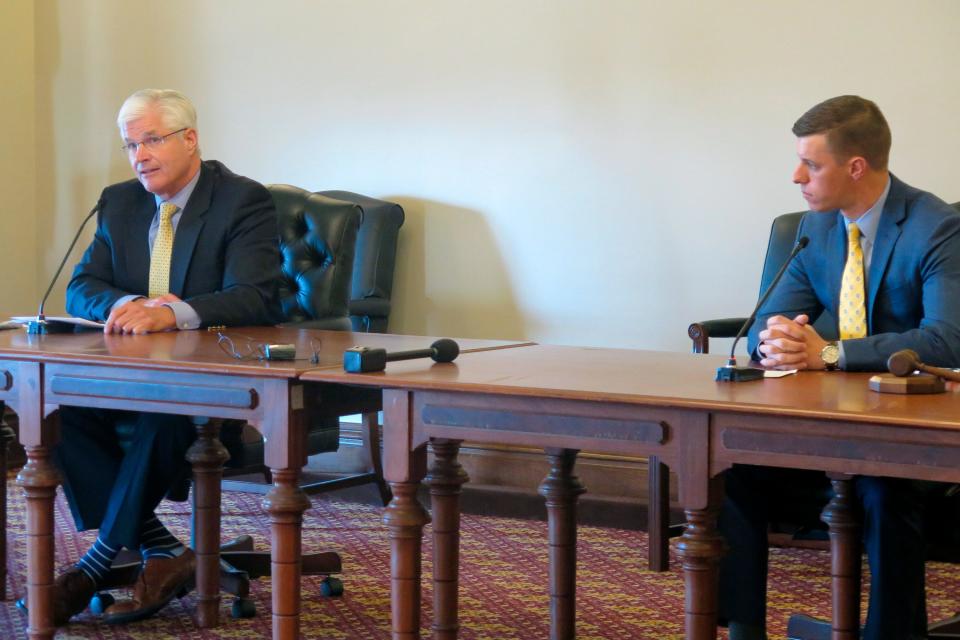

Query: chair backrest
<box><xmin>268</xmin><ymin>184</ymin><xmax>361</xmax><ymax>330</ymax></box>
<box><xmin>319</xmin><ymin>191</ymin><xmax>405</xmax><ymax>333</ymax></box>
<box><xmin>761</xmin><ymin>211</ymin><xmax>837</xmax><ymax>340</ymax></box>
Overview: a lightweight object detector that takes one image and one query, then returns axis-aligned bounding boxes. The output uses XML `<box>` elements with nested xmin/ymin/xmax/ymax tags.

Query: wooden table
<box><xmin>302</xmin><ymin>344</ymin><xmax>960</xmax><ymax>640</ymax></box>
<box><xmin>0</xmin><ymin>327</ymin><xmax>529</xmax><ymax>640</ymax></box>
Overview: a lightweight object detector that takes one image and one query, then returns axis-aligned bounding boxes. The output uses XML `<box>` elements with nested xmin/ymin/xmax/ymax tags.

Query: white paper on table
<box><xmin>763</xmin><ymin>369</ymin><xmax>798</xmax><ymax>378</ymax></box>
<box><xmin>10</xmin><ymin>315</ymin><xmax>106</xmax><ymax>329</ymax></box>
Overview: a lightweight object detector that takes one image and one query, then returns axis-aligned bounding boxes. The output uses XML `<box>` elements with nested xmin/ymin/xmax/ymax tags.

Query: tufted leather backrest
<box><xmin>268</xmin><ymin>184</ymin><xmax>361</xmax><ymax>330</ymax></box>
<box><xmin>319</xmin><ymin>191</ymin><xmax>405</xmax><ymax>333</ymax></box>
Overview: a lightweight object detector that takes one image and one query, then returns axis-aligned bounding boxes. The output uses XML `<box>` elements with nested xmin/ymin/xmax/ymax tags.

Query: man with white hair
<box><xmin>18</xmin><ymin>89</ymin><xmax>281</xmax><ymax>626</ymax></box>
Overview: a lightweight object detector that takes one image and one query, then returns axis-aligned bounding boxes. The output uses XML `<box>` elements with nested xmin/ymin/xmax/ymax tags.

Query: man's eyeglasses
<box><xmin>121</xmin><ymin>128</ymin><xmax>188</xmax><ymax>154</ymax></box>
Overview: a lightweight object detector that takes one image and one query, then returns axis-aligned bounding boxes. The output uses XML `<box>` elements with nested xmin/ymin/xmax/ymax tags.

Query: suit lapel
<box><xmin>169</xmin><ymin>163</ymin><xmax>213</xmax><ymax>296</ymax></box>
<box><xmin>125</xmin><ymin>192</ymin><xmax>156</xmax><ymax>294</ymax></box>
<box><xmin>866</xmin><ymin>177</ymin><xmax>906</xmax><ymax>330</ymax></box>
<box><xmin>825</xmin><ymin>214</ymin><xmax>846</xmax><ymax>316</ymax></box>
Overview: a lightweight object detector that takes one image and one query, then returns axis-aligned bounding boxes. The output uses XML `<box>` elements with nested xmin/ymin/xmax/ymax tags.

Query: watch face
<box><xmin>822</xmin><ymin>344</ymin><xmax>840</xmax><ymax>364</ymax></box>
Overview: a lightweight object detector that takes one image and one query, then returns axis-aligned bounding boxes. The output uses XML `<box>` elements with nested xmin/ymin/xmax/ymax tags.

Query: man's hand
<box><xmin>104</xmin><ymin>298</ymin><xmax>177</xmax><ymax>334</ymax></box>
<box><xmin>142</xmin><ymin>293</ymin><xmax>182</xmax><ymax>307</ymax></box>
<box><xmin>756</xmin><ymin>314</ymin><xmax>829</xmax><ymax>370</ymax></box>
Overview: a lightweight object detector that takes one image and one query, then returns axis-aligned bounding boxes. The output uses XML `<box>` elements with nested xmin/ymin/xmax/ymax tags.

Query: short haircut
<box><xmin>792</xmin><ymin>95</ymin><xmax>891</xmax><ymax>170</ymax></box>
<box><xmin>116</xmin><ymin>89</ymin><xmax>198</xmax><ymax>134</ymax></box>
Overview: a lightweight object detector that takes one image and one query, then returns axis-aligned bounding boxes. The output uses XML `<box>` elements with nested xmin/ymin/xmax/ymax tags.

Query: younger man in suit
<box><xmin>19</xmin><ymin>88</ymin><xmax>281</xmax><ymax>625</ymax></box>
<box><xmin>720</xmin><ymin>96</ymin><xmax>960</xmax><ymax>639</ymax></box>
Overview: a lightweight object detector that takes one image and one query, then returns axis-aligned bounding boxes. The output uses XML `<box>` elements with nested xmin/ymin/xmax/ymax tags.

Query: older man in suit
<box><xmin>719</xmin><ymin>96</ymin><xmax>960</xmax><ymax>640</ymax></box>
<box><xmin>18</xmin><ymin>89</ymin><xmax>281</xmax><ymax>626</ymax></box>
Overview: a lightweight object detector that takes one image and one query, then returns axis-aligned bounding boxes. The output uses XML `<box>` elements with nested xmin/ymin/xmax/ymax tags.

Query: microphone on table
<box><xmin>343</xmin><ymin>338</ymin><xmax>460</xmax><ymax>373</ymax></box>
<box><xmin>716</xmin><ymin>236</ymin><xmax>810</xmax><ymax>382</ymax></box>
<box><xmin>887</xmin><ymin>349</ymin><xmax>960</xmax><ymax>383</ymax></box>
<box><xmin>27</xmin><ymin>198</ymin><xmax>104</xmax><ymax>335</ymax></box>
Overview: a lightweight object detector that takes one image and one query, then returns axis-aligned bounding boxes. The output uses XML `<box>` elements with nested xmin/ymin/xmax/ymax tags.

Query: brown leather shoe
<box><xmin>15</xmin><ymin>567</ymin><xmax>96</xmax><ymax>626</ymax></box>
<box><xmin>103</xmin><ymin>549</ymin><xmax>196</xmax><ymax>624</ymax></box>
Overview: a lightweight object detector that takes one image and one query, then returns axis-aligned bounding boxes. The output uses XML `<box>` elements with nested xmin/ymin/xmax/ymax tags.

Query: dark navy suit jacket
<box><xmin>67</xmin><ymin>160</ymin><xmax>281</xmax><ymax>327</ymax></box>
<box><xmin>748</xmin><ymin>175</ymin><xmax>960</xmax><ymax>371</ymax></box>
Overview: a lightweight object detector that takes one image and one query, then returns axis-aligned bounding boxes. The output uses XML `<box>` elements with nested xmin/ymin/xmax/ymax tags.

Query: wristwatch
<box><xmin>820</xmin><ymin>342</ymin><xmax>840</xmax><ymax>371</ymax></box>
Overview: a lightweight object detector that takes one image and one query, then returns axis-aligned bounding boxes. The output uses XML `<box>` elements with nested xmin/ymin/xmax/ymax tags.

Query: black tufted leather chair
<box><xmin>220</xmin><ymin>185</ymin><xmax>396</xmax><ymax>504</ymax></box>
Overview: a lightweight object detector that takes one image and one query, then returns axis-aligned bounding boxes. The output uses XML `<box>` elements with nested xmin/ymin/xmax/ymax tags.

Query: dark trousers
<box><xmin>718</xmin><ymin>464</ymin><xmax>929</xmax><ymax>640</ymax></box>
<box><xmin>53</xmin><ymin>406</ymin><xmax>196</xmax><ymax>550</ymax></box>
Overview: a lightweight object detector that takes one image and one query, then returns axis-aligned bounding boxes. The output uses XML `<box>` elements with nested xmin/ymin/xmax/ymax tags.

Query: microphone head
<box><xmin>796</xmin><ymin>236</ymin><xmax>810</xmax><ymax>249</ymax></box>
<box><xmin>887</xmin><ymin>349</ymin><xmax>921</xmax><ymax>377</ymax></box>
<box><xmin>431</xmin><ymin>338</ymin><xmax>460</xmax><ymax>363</ymax></box>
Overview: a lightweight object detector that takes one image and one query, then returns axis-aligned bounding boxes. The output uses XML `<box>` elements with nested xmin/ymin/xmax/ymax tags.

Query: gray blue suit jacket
<box><xmin>748</xmin><ymin>175</ymin><xmax>960</xmax><ymax>371</ymax></box>
<box><xmin>67</xmin><ymin>160</ymin><xmax>281</xmax><ymax>327</ymax></box>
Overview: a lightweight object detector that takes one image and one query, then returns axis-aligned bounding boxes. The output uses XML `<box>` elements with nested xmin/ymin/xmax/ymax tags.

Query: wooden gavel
<box><xmin>887</xmin><ymin>349</ymin><xmax>960</xmax><ymax>383</ymax></box>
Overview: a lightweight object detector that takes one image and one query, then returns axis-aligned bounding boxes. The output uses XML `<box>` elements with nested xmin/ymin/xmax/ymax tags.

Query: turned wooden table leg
<box><xmin>263</xmin><ymin>468</ymin><xmax>311</xmax><ymax>640</ymax></box>
<box><xmin>538</xmin><ymin>448</ymin><xmax>586</xmax><ymax>640</ymax></box>
<box><xmin>16</xmin><ymin>444</ymin><xmax>60</xmax><ymax>640</ymax></box>
<box><xmin>186</xmin><ymin>418</ymin><xmax>229</xmax><ymax>628</ymax></box>
<box><xmin>677</xmin><ymin>475</ymin><xmax>725</xmax><ymax>640</ymax></box>
<box><xmin>821</xmin><ymin>473</ymin><xmax>861</xmax><ymax>640</ymax></box>
<box><xmin>384</xmin><ymin>480</ymin><xmax>431</xmax><ymax>640</ymax></box>
<box><xmin>426</xmin><ymin>439</ymin><xmax>468</xmax><ymax>640</ymax></box>
<box><xmin>0</xmin><ymin>412</ymin><xmax>15</xmax><ymax>601</ymax></box>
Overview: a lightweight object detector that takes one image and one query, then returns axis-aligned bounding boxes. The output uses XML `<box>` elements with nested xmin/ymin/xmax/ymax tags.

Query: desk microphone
<box><xmin>887</xmin><ymin>349</ymin><xmax>960</xmax><ymax>383</ymax></box>
<box><xmin>27</xmin><ymin>198</ymin><xmax>103</xmax><ymax>335</ymax></box>
<box><xmin>344</xmin><ymin>338</ymin><xmax>460</xmax><ymax>373</ymax></box>
<box><xmin>716</xmin><ymin>236</ymin><xmax>810</xmax><ymax>382</ymax></box>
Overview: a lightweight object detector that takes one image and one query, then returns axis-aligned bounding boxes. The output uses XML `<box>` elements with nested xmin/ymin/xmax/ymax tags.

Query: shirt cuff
<box><xmin>166</xmin><ymin>301</ymin><xmax>201</xmax><ymax>330</ymax></box>
<box><xmin>838</xmin><ymin>340</ymin><xmax>847</xmax><ymax>370</ymax></box>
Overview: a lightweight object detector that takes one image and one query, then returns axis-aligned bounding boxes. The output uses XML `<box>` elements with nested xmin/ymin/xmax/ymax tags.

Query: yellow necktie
<box><xmin>148</xmin><ymin>202</ymin><xmax>178</xmax><ymax>297</ymax></box>
<box><xmin>838</xmin><ymin>222</ymin><xmax>867</xmax><ymax>339</ymax></box>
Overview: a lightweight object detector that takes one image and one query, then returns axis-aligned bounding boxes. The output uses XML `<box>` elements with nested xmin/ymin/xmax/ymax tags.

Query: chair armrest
<box><xmin>687</xmin><ymin>318</ymin><xmax>748</xmax><ymax>354</ymax></box>
<box><xmin>348</xmin><ymin>297</ymin><xmax>391</xmax><ymax>319</ymax></box>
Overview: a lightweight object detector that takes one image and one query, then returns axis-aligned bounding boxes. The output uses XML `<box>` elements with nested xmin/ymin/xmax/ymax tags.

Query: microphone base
<box><xmin>716</xmin><ymin>365</ymin><xmax>765</xmax><ymax>382</ymax></box>
<box><xmin>26</xmin><ymin>319</ymin><xmax>75</xmax><ymax>335</ymax></box>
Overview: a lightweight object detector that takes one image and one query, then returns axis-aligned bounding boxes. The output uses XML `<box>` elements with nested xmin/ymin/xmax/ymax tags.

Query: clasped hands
<box><xmin>757</xmin><ymin>314</ymin><xmax>830</xmax><ymax>370</ymax></box>
<box><xmin>104</xmin><ymin>294</ymin><xmax>180</xmax><ymax>334</ymax></box>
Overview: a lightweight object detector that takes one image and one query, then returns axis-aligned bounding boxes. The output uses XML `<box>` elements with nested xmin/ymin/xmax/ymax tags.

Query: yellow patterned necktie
<box><xmin>148</xmin><ymin>202</ymin><xmax>178</xmax><ymax>297</ymax></box>
<box><xmin>838</xmin><ymin>222</ymin><xmax>867</xmax><ymax>339</ymax></box>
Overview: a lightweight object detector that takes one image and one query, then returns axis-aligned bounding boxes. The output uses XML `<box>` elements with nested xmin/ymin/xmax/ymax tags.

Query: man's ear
<box><xmin>848</xmin><ymin>155</ymin><xmax>867</xmax><ymax>180</ymax></box>
<box><xmin>183</xmin><ymin>128</ymin><xmax>199</xmax><ymax>154</ymax></box>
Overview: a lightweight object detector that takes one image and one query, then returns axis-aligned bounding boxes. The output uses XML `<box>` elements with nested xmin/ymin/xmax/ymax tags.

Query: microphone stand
<box><xmin>27</xmin><ymin>201</ymin><xmax>102</xmax><ymax>335</ymax></box>
<box><xmin>716</xmin><ymin>236</ymin><xmax>809</xmax><ymax>382</ymax></box>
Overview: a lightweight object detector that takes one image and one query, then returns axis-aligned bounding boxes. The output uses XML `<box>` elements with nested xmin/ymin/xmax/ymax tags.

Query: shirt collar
<box><xmin>154</xmin><ymin>166</ymin><xmax>202</xmax><ymax>212</ymax></box>
<box><xmin>842</xmin><ymin>176</ymin><xmax>891</xmax><ymax>245</ymax></box>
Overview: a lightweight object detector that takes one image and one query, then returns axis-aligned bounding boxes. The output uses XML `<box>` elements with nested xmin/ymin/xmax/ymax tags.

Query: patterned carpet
<box><xmin>0</xmin><ymin>480</ymin><xmax>958</xmax><ymax>639</ymax></box>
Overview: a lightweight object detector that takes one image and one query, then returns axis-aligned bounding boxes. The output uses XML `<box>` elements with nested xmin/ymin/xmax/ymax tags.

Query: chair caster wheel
<box><xmin>231</xmin><ymin>597</ymin><xmax>256</xmax><ymax>618</ymax></box>
<box><xmin>89</xmin><ymin>592</ymin><xmax>115</xmax><ymax>615</ymax></box>
<box><xmin>320</xmin><ymin>576</ymin><xmax>344</xmax><ymax>597</ymax></box>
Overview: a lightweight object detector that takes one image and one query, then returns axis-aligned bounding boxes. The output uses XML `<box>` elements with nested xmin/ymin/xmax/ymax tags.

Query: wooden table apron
<box><xmin>0</xmin><ymin>355</ymin><xmax>310</xmax><ymax>640</ymax></box>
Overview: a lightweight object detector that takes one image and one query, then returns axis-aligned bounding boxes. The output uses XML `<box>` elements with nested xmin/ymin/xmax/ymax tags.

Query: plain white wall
<box><xmin>0</xmin><ymin>0</ymin><xmax>37</xmax><ymax>317</ymax></box>
<box><xmin>25</xmin><ymin>0</ymin><xmax>960</xmax><ymax>352</ymax></box>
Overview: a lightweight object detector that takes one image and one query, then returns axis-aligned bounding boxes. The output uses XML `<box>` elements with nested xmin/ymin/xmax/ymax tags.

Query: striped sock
<box><xmin>139</xmin><ymin>514</ymin><xmax>186</xmax><ymax>560</ymax></box>
<box><xmin>76</xmin><ymin>536</ymin><xmax>120</xmax><ymax>587</ymax></box>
